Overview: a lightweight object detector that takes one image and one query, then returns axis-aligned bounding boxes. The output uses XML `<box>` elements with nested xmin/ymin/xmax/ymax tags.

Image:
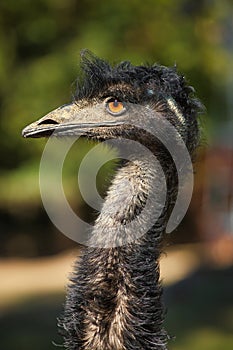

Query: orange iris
<box><xmin>107</xmin><ymin>99</ymin><xmax>125</xmax><ymax>115</ymax></box>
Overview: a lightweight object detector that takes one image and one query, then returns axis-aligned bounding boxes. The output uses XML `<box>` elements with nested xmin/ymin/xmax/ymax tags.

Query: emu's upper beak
<box><xmin>22</xmin><ymin>102</ymin><xmax>124</xmax><ymax>138</ymax></box>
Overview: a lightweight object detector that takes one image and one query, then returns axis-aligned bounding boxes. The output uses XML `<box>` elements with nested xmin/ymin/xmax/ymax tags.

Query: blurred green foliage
<box><xmin>0</xmin><ymin>0</ymin><xmax>232</xmax><ymax>207</ymax></box>
<box><xmin>0</xmin><ymin>2</ymin><xmax>232</xmax><ymax>349</ymax></box>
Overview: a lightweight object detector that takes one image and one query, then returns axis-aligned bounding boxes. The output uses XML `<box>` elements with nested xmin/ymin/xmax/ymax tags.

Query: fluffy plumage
<box><xmin>22</xmin><ymin>51</ymin><xmax>202</xmax><ymax>350</ymax></box>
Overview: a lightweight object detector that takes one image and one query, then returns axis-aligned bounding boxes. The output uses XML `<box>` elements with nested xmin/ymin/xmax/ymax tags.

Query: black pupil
<box><xmin>113</xmin><ymin>100</ymin><xmax>119</xmax><ymax>107</ymax></box>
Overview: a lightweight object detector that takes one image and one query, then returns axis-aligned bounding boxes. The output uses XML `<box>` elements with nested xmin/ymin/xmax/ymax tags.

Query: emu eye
<box><xmin>106</xmin><ymin>98</ymin><xmax>126</xmax><ymax>116</ymax></box>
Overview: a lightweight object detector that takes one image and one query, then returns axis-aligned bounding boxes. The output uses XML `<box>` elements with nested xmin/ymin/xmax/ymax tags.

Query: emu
<box><xmin>22</xmin><ymin>51</ymin><xmax>201</xmax><ymax>350</ymax></box>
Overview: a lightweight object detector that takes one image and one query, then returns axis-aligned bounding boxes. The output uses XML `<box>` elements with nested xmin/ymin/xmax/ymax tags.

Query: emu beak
<box><xmin>22</xmin><ymin>103</ymin><xmax>75</xmax><ymax>138</ymax></box>
<box><xmin>22</xmin><ymin>102</ymin><xmax>124</xmax><ymax>138</ymax></box>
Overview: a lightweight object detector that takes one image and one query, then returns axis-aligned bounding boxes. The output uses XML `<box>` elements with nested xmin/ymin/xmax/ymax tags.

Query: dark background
<box><xmin>0</xmin><ymin>0</ymin><xmax>232</xmax><ymax>349</ymax></box>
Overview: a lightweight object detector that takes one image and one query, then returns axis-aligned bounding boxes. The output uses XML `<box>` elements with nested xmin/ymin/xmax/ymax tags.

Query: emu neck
<box><xmin>91</xmin><ymin>153</ymin><xmax>166</xmax><ymax>247</ymax></box>
<box><xmin>60</xmin><ymin>155</ymin><xmax>169</xmax><ymax>350</ymax></box>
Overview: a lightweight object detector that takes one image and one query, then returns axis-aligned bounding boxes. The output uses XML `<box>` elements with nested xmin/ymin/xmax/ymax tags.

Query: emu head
<box><xmin>22</xmin><ymin>51</ymin><xmax>201</xmax><ymax>158</ymax></box>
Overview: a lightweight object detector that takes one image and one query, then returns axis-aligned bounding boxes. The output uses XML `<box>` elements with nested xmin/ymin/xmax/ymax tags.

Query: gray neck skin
<box><xmin>59</xmin><ymin>152</ymin><xmax>169</xmax><ymax>350</ymax></box>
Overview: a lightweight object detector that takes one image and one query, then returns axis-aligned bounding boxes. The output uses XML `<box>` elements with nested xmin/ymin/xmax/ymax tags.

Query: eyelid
<box><xmin>103</xmin><ymin>96</ymin><xmax>122</xmax><ymax>104</ymax></box>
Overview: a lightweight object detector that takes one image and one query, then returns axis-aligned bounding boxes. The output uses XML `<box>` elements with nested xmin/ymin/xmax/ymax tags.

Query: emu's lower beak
<box><xmin>22</xmin><ymin>102</ymin><xmax>124</xmax><ymax>138</ymax></box>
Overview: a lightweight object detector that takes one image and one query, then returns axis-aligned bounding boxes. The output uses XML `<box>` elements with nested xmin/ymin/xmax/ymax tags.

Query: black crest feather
<box><xmin>75</xmin><ymin>50</ymin><xmax>202</xmax><ymax>118</ymax></box>
<box><xmin>74</xmin><ymin>50</ymin><xmax>203</xmax><ymax>154</ymax></box>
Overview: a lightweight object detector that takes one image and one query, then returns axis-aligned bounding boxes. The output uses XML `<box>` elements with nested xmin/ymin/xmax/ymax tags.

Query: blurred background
<box><xmin>0</xmin><ymin>0</ymin><xmax>232</xmax><ymax>349</ymax></box>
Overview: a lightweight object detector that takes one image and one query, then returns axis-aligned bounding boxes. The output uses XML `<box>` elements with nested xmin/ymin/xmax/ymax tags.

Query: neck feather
<box><xmin>59</xmin><ymin>155</ymin><xmax>170</xmax><ymax>350</ymax></box>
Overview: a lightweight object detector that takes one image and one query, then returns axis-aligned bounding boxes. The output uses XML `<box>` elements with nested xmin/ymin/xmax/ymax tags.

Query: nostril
<box><xmin>38</xmin><ymin>119</ymin><xmax>59</xmax><ymax>125</ymax></box>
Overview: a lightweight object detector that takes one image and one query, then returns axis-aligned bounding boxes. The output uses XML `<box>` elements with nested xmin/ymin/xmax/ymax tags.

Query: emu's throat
<box><xmin>89</xmin><ymin>153</ymin><xmax>166</xmax><ymax>247</ymax></box>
